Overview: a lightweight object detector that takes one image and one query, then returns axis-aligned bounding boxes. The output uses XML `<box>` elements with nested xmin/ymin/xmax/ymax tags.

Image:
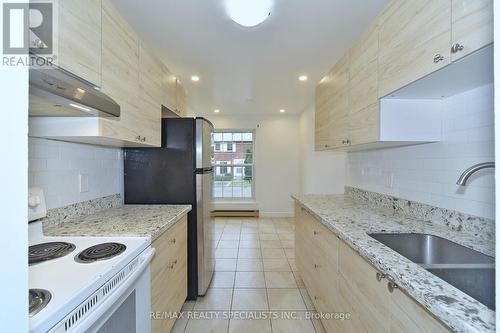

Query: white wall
<box><xmin>347</xmin><ymin>84</ymin><xmax>495</xmax><ymax>219</ymax></box>
<box><xmin>28</xmin><ymin>138</ymin><xmax>123</xmax><ymax>210</ymax></box>
<box><xmin>299</xmin><ymin>104</ymin><xmax>346</xmax><ymax>194</ymax></box>
<box><xmin>208</xmin><ymin>114</ymin><xmax>301</xmax><ymax>217</ymax></box>
<box><xmin>0</xmin><ymin>1</ymin><xmax>29</xmax><ymax>327</ymax></box>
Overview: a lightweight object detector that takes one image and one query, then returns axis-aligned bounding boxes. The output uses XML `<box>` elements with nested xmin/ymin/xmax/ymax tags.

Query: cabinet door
<box><xmin>176</xmin><ymin>80</ymin><xmax>188</xmax><ymax>117</ymax></box>
<box><xmin>314</xmin><ymin>72</ymin><xmax>334</xmax><ymax>151</ymax></box>
<box><xmin>57</xmin><ymin>0</ymin><xmax>101</xmax><ymax>86</ymax></box>
<box><xmin>348</xmin><ymin>21</ymin><xmax>380</xmax><ymax>145</ymax></box>
<box><xmin>328</xmin><ymin>53</ymin><xmax>350</xmax><ymax>148</ymax></box>
<box><xmin>161</xmin><ymin>65</ymin><xmax>177</xmax><ymax>113</ymax></box>
<box><xmin>378</xmin><ymin>0</ymin><xmax>451</xmax><ymax>97</ymax></box>
<box><xmin>139</xmin><ymin>41</ymin><xmax>162</xmax><ymax>146</ymax></box>
<box><xmin>451</xmin><ymin>0</ymin><xmax>493</xmax><ymax>61</ymax></box>
<box><xmin>100</xmin><ymin>0</ymin><xmax>141</xmax><ymax>145</ymax></box>
<box><xmin>389</xmin><ymin>287</ymin><xmax>451</xmax><ymax>333</ymax></box>
<box><xmin>338</xmin><ymin>241</ymin><xmax>390</xmax><ymax>333</ymax></box>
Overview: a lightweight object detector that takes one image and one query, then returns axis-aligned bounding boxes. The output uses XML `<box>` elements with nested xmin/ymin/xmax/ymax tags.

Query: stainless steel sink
<box><xmin>369</xmin><ymin>233</ymin><xmax>495</xmax><ymax>310</ymax></box>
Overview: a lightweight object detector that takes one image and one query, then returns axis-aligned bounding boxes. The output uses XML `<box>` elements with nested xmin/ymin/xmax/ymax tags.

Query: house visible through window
<box><xmin>213</xmin><ymin>131</ymin><xmax>254</xmax><ymax>199</ymax></box>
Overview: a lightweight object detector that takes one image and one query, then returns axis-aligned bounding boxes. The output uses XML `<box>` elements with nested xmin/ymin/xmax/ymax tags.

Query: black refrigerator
<box><xmin>124</xmin><ymin>117</ymin><xmax>215</xmax><ymax>300</ymax></box>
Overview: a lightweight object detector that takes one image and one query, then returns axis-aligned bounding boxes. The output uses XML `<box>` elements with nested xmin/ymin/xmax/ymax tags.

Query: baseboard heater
<box><xmin>212</xmin><ymin>210</ymin><xmax>260</xmax><ymax>217</ymax></box>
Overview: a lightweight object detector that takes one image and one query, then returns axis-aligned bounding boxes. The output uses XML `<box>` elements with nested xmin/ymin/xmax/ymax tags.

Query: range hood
<box><xmin>29</xmin><ymin>65</ymin><xmax>120</xmax><ymax>117</ymax></box>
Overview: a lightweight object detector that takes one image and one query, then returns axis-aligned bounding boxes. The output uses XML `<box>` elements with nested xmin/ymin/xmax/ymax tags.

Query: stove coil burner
<box><xmin>29</xmin><ymin>242</ymin><xmax>76</xmax><ymax>265</ymax></box>
<box><xmin>29</xmin><ymin>289</ymin><xmax>51</xmax><ymax>316</ymax></box>
<box><xmin>75</xmin><ymin>243</ymin><xmax>127</xmax><ymax>263</ymax></box>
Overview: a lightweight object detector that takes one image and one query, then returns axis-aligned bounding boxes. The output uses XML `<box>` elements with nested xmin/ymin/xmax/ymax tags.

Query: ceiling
<box><xmin>112</xmin><ymin>0</ymin><xmax>389</xmax><ymax>116</ymax></box>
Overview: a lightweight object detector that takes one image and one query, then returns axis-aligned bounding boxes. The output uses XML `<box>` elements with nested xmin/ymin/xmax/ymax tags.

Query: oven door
<box><xmin>66</xmin><ymin>248</ymin><xmax>155</xmax><ymax>333</ymax></box>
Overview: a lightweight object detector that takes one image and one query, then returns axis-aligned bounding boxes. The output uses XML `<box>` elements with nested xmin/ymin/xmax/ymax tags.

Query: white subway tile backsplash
<box><xmin>347</xmin><ymin>84</ymin><xmax>495</xmax><ymax>219</ymax></box>
<box><xmin>28</xmin><ymin>138</ymin><xmax>122</xmax><ymax>210</ymax></box>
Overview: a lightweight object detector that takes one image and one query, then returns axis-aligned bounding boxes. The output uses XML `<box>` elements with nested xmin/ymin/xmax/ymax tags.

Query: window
<box><xmin>213</xmin><ymin>131</ymin><xmax>254</xmax><ymax>199</ymax></box>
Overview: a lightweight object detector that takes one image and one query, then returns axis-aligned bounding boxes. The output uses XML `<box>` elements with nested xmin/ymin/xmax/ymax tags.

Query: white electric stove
<box><xmin>28</xmin><ymin>188</ymin><xmax>155</xmax><ymax>333</ymax></box>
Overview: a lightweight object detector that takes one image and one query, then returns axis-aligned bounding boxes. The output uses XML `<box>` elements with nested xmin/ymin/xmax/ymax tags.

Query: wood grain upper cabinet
<box><xmin>161</xmin><ymin>65</ymin><xmax>178</xmax><ymax>113</ymax></box>
<box><xmin>57</xmin><ymin>0</ymin><xmax>101</xmax><ymax>86</ymax></box>
<box><xmin>138</xmin><ymin>41</ymin><xmax>162</xmax><ymax>146</ymax></box>
<box><xmin>451</xmin><ymin>0</ymin><xmax>493</xmax><ymax>61</ymax></box>
<box><xmin>378</xmin><ymin>0</ymin><xmax>452</xmax><ymax>97</ymax></box>
<box><xmin>314</xmin><ymin>53</ymin><xmax>349</xmax><ymax>150</ymax></box>
<box><xmin>100</xmin><ymin>0</ymin><xmax>159</xmax><ymax>147</ymax></box>
<box><xmin>348</xmin><ymin>21</ymin><xmax>379</xmax><ymax>146</ymax></box>
<box><xmin>176</xmin><ymin>80</ymin><xmax>188</xmax><ymax>117</ymax></box>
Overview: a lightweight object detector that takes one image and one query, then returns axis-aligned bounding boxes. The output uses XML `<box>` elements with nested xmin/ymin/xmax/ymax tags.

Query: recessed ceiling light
<box><xmin>191</xmin><ymin>75</ymin><xmax>200</xmax><ymax>82</ymax></box>
<box><xmin>299</xmin><ymin>75</ymin><xmax>308</xmax><ymax>82</ymax></box>
<box><xmin>214</xmin><ymin>109</ymin><xmax>220</xmax><ymax>113</ymax></box>
<box><xmin>226</xmin><ymin>0</ymin><xmax>273</xmax><ymax>27</ymax></box>
<box><xmin>279</xmin><ymin>109</ymin><xmax>285</xmax><ymax>113</ymax></box>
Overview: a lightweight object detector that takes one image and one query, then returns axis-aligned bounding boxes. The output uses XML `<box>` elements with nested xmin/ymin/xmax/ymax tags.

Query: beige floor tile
<box><xmin>194</xmin><ymin>288</ymin><xmax>233</xmax><ymax>310</ymax></box>
<box><xmin>293</xmin><ymin>271</ymin><xmax>305</xmax><ymax>288</ymax></box>
<box><xmin>259</xmin><ymin>233</ymin><xmax>279</xmax><ymax>241</ymax></box>
<box><xmin>278</xmin><ymin>232</ymin><xmax>294</xmax><ymax>241</ymax></box>
<box><xmin>260</xmin><ymin>240</ymin><xmax>282</xmax><ymax>249</ymax></box>
<box><xmin>288</xmin><ymin>258</ymin><xmax>298</xmax><ymax>271</ymax></box>
<box><xmin>263</xmin><ymin>259</ymin><xmax>291</xmax><ymax>272</ymax></box>
<box><xmin>238</xmin><ymin>248</ymin><xmax>262</xmax><ymax>259</ymax></box>
<box><xmin>218</xmin><ymin>240</ymin><xmax>239</xmax><ymax>249</ymax></box>
<box><xmin>265</xmin><ymin>271</ymin><xmax>297</xmax><ymax>288</ymax></box>
<box><xmin>229</xmin><ymin>319</ymin><xmax>272</xmax><ymax>333</ymax></box>
<box><xmin>220</xmin><ymin>233</ymin><xmax>241</xmax><ymax>241</ymax></box>
<box><xmin>284</xmin><ymin>248</ymin><xmax>295</xmax><ymax>259</ymax></box>
<box><xmin>236</xmin><ymin>258</ymin><xmax>263</xmax><ymax>271</ymax></box>
<box><xmin>271</xmin><ymin>319</ymin><xmax>315</xmax><ymax>333</ymax></box>
<box><xmin>311</xmin><ymin>314</ymin><xmax>327</xmax><ymax>333</ymax></box>
<box><xmin>215</xmin><ymin>248</ymin><xmax>238</xmax><ymax>259</ymax></box>
<box><xmin>184</xmin><ymin>319</ymin><xmax>229</xmax><ymax>333</ymax></box>
<box><xmin>240</xmin><ymin>231</ymin><xmax>259</xmax><ymax>240</ymax></box>
<box><xmin>182</xmin><ymin>300</ymin><xmax>196</xmax><ymax>311</ymax></box>
<box><xmin>261</xmin><ymin>248</ymin><xmax>286</xmax><ymax>259</ymax></box>
<box><xmin>215</xmin><ymin>258</ymin><xmax>237</xmax><ymax>271</ymax></box>
<box><xmin>280</xmin><ymin>240</ymin><xmax>294</xmax><ymax>249</ymax></box>
<box><xmin>171</xmin><ymin>317</ymin><xmax>189</xmax><ymax>333</ymax></box>
<box><xmin>267</xmin><ymin>289</ymin><xmax>307</xmax><ymax>310</ymax></box>
<box><xmin>241</xmin><ymin>227</ymin><xmax>258</xmax><ymax>234</ymax></box>
<box><xmin>235</xmin><ymin>271</ymin><xmax>266</xmax><ymax>288</ymax></box>
<box><xmin>239</xmin><ymin>240</ymin><xmax>260</xmax><ymax>249</ymax></box>
<box><xmin>231</xmin><ymin>288</ymin><xmax>268</xmax><ymax>310</ymax></box>
<box><xmin>299</xmin><ymin>288</ymin><xmax>316</xmax><ymax>311</ymax></box>
<box><xmin>210</xmin><ymin>271</ymin><xmax>235</xmax><ymax>288</ymax></box>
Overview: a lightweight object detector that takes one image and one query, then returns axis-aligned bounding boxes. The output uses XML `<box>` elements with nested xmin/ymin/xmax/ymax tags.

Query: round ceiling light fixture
<box><xmin>225</xmin><ymin>0</ymin><xmax>273</xmax><ymax>27</ymax></box>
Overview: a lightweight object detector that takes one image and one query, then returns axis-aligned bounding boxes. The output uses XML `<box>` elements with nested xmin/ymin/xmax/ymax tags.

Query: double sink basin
<box><xmin>369</xmin><ymin>233</ymin><xmax>495</xmax><ymax>310</ymax></box>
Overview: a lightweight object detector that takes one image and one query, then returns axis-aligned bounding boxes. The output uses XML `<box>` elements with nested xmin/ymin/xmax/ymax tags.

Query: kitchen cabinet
<box><xmin>151</xmin><ymin>216</ymin><xmax>188</xmax><ymax>333</ymax></box>
<box><xmin>161</xmin><ymin>65</ymin><xmax>178</xmax><ymax>113</ymax></box>
<box><xmin>294</xmin><ymin>203</ymin><xmax>451</xmax><ymax>333</ymax></box>
<box><xmin>314</xmin><ymin>53</ymin><xmax>349</xmax><ymax>150</ymax></box>
<box><xmin>378</xmin><ymin>0</ymin><xmax>451</xmax><ymax>98</ymax></box>
<box><xmin>57</xmin><ymin>0</ymin><xmax>102</xmax><ymax>86</ymax></box>
<box><xmin>175</xmin><ymin>80</ymin><xmax>188</xmax><ymax>117</ymax></box>
<box><xmin>451</xmin><ymin>0</ymin><xmax>493</xmax><ymax>61</ymax></box>
<box><xmin>138</xmin><ymin>41</ymin><xmax>162</xmax><ymax>146</ymax></box>
<box><xmin>348</xmin><ymin>21</ymin><xmax>379</xmax><ymax>145</ymax></box>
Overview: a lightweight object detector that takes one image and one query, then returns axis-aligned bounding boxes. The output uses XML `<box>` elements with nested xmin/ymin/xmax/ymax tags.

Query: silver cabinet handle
<box><xmin>376</xmin><ymin>272</ymin><xmax>386</xmax><ymax>282</ymax></box>
<box><xmin>169</xmin><ymin>238</ymin><xmax>176</xmax><ymax>244</ymax></box>
<box><xmin>342</xmin><ymin>139</ymin><xmax>350</xmax><ymax>145</ymax></box>
<box><xmin>314</xmin><ymin>264</ymin><xmax>321</xmax><ymax>269</ymax></box>
<box><xmin>324</xmin><ymin>144</ymin><xmax>329</xmax><ymax>148</ymax></box>
<box><xmin>313</xmin><ymin>230</ymin><xmax>319</xmax><ymax>236</ymax></box>
<box><xmin>141</xmin><ymin>137</ymin><xmax>146</xmax><ymax>142</ymax></box>
<box><xmin>135</xmin><ymin>135</ymin><xmax>141</xmax><ymax>141</ymax></box>
<box><xmin>387</xmin><ymin>281</ymin><xmax>398</xmax><ymax>293</ymax></box>
<box><xmin>451</xmin><ymin>43</ymin><xmax>464</xmax><ymax>53</ymax></box>
<box><xmin>433</xmin><ymin>54</ymin><xmax>444</xmax><ymax>63</ymax></box>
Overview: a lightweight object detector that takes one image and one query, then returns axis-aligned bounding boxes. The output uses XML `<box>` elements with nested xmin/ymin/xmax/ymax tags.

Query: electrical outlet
<box><xmin>79</xmin><ymin>173</ymin><xmax>89</xmax><ymax>193</ymax></box>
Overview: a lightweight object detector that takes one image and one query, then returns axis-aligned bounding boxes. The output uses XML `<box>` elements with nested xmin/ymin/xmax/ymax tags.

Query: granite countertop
<box><xmin>44</xmin><ymin>205</ymin><xmax>192</xmax><ymax>242</ymax></box>
<box><xmin>293</xmin><ymin>194</ymin><xmax>495</xmax><ymax>333</ymax></box>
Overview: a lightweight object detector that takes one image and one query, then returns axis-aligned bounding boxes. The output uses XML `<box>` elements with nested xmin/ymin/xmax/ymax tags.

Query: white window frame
<box><xmin>213</xmin><ymin>129</ymin><xmax>256</xmax><ymax>200</ymax></box>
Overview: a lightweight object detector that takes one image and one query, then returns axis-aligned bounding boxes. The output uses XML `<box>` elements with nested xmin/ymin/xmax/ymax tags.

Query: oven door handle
<box><xmin>72</xmin><ymin>247</ymin><xmax>156</xmax><ymax>333</ymax></box>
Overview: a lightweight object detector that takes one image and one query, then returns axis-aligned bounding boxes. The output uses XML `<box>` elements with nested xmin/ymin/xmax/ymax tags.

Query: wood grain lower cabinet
<box><xmin>294</xmin><ymin>203</ymin><xmax>451</xmax><ymax>333</ymax></box>
<box><xmin>451</xmin><ymin>0</ymin><xmax>493</xmax><ymax>61</ymax></box>
<box><xmin>151</xmin><ymin>216</ymin><xmax>187</xmax><ymax>333</ymax></box>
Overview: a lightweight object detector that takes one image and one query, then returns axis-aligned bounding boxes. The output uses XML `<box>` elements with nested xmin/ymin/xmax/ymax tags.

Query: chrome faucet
<box><xmin>456</xmin><ymin>162</ymin><xmax>495</xmax><ymax>186</ymax></box>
